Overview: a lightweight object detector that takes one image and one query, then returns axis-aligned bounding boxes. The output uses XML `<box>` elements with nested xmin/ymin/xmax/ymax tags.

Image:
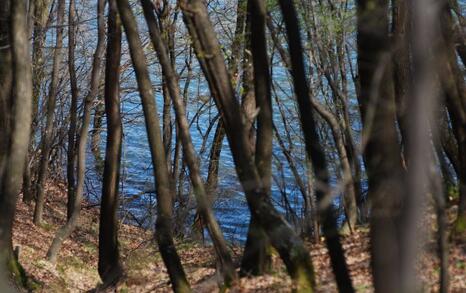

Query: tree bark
<box><xmin>116</xmin><ymin>0</ymin><xmax>191</xmax><ymax>291</ymax></box>
<box><xmin>181</xmin><ymin>0</ymin><xmax>317</xmax><ymax>290</ymax></box>
<box><xmin>278</xmin><ymin>0</ymin><xmax>354</xmax><ymax>291</ymax></box>
<box><xmin>33</xmin><ymin>0</ymin><xmax>66</xmax><ymax>226</ymax></box>
<box><xmin>240</xmin><ymin>0</ymin><xmax>273</xmax><ymax>276</ymax></box>
<box><xmin>66</xmin><ymin>0</ymin><xmax>79</xmax><ymax>220</ymax></box>
<box><xmin>357</xmin><ymin>0</ymin><xmax>406</xmax><ymax>291</ymax></box>
<box><xmin>0</xmin><ymin>0</ymin><xmax>32</xmax><ymax>287</ymax></box>
<box><xmin>98</xmin><ymin>0</ymin><xmax>124</xmax><ymax>286</ymax></box>
<box><xmin>142</xmin><ymin>1</ymin><xmax>238</xmax><ymax>287</ymax></box>
<box><xmin>392</xmin><ymin>0</ymin><xmax>411</xmax><ymax>162</ymax></box>
<box><xmin>0</xmin><ymin>1</ymin><xmax>12</xmax><ymax>191</ymax></box>
<box><xmin>205</xmin><ymin>0</ymin><xmax>246</xmax><ymax>195</ymax></box>
<box><xmin>22</xmin><ymin>0</ymin><xmax>51</xmax><ymax>204</ymax></box>
<box><xmin>46</xmin><ymin>0</ymin><xmax>106</xmax><ymax>263</ymax></box>
<box><xmin>439</xmin><ymin>0</ymin><xmax>466</xmax><ymax>238</ymax></box>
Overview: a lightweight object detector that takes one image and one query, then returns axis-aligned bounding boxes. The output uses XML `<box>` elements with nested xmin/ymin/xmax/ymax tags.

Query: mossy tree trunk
<box><xmin>0</xmin><ymin>0</ymin><xmax>32</xmax><ymax>288</ymax></box>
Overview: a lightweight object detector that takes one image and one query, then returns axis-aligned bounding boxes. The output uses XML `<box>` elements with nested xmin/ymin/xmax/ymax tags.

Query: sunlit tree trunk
<box><xmin>98</xmin><ymin>0</ymin><xmax>124</xmax><ymax>286</ymax></box>
<box><xmin>205</xmin><ymin>0</ymin><xmax>246</xmax><ymax>195</ymax></box>
<box><xmin>116</xmin><ymin>0</ymin><xmax>191</xmax><ymax>291</ymax></box>
<box><xmin>181</xmin><ymin>0</ymin><xmax>317</xmax><ymax>290</ymax></box>
<box><xmin>66</xmin><ymin>0</ymin><xmax>78</xmax><ymax>220</ymax></box>
<box><xmin>22</xmin><ymin>0</ymin><xmax>51</xmax><ymax>204</ymax></box>
<box><xmin>278</xmin><ymin>0</ymin><xmax>354</xmax><ymax>291</ymax></box>
<box><xmin>46</xmin><ymin>0</ymin><xmax>106</xmax><ymax>263</ymax></box>
<box><xmin>33</xmin><ymin>0</ymin><xmax>65</xmax><ymax>226</ymax></box>
<box><xmin>240</xmin><ymin>0</ymin><xmax>273</xmax><ymax>276</ymax></box>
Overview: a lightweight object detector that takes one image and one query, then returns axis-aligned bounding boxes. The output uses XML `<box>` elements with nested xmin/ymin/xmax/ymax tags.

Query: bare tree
<box><xmin>34</xmin><ymin>0</ymin><xmax>66</xmax><ymax>226</ymax></box>
<box><xmin>116</xmin><ymin>0</ymin><xmax>191</xmax><ymax>291</ymax></box>
<box><xmin>46</xmin><ymin>0</ymin><xmax>106</xmax><ymax>263</ymax></box>
<box><xmin>98</xmin><ymin>0</ymin><xmax>124</xmax><ymax>286</ymax></box>
<box><xmin>181</xmin><ymin>0</ymin><xmax>317</xmax><ymax>289</ymax></box>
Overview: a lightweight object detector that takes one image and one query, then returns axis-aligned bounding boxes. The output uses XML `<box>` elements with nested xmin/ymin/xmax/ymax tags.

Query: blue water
<box><xmin>84</xmin><ymin>69</ymin><xmax>327</xmax><ymax>243</ymax></box>
<box><xmin>77</xmin><ymin>1</ymin><xmax>358</xmax><ymax>244</ymax></box>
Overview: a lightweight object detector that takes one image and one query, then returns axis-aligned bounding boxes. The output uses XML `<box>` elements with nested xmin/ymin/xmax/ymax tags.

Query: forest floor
<box><xmin>12</xmin><ymin>181</ymin><xmax>466</xmax><ymax>292</ymax></box>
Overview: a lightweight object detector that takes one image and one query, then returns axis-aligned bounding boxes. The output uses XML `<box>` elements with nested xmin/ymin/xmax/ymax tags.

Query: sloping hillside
<box><xmin>12</xmin><ymin>181</ymin><xmax>466</xmax><ymax>292</ymax></box>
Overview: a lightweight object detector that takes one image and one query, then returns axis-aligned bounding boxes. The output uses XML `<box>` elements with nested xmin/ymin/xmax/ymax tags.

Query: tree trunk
<box><xmin>98</xmin><ymin>0</ymin><xmax>124</xmax><ymax>286</ymax></box>
<box><xmin>116</xmin><ymin>0</ymin><xmax>191</xmax><ymax>291</ymax></box>
<box><xmin>439</xmin><ymin>0</ymin><xmax>466</xmax><ymax>238</ymax></box>
<box><xmin>357</xmin><ymin>0</ymin><xmax>406</xmax><ymax>291</ymax></box>
<box><xmin>181</xmin><ymin>0</ymin><xmax>317</xmax><ymax>290</ymax></box>
<box><xmin>33</xmin><ymin>0</ymin><xmax>66</xmax><ymax>226</ymax></box>
<box><xmin>22</xmin><ymin>0</ymin><xmax>51</xmax><ymax>204</ymax></box>
<box><xmin>46</xmin><ymin>0</ymin><xmax>106</xmax><ymax>263</ymax></box>
<box><xmin>240</xmin><ymin>0</ymin><xmax>273</xmax><ymax>276</ymax></box>
<box><xmin>66</xmin><ymin>0</ymin><xmax>78</xmax><ymax>220</ymax></box>
<box><xmin>392</xmin><ymin>0</ymin><xmax>411</xmax><ymax>162</ymax></box>
<box><xmin>278</xmin><ymin>0</ymin><xmax>354</xmax><ymax>291</ymax></box>
<box><xmin>0</xmin><ymin>1</ymin><xmax>12</xmax><ymax>189</ymax></box>
<box><xmin>204</xmin><ymin>0</ymin><xmax>246</xmax><ymax>195</ymax></box>
<box><xmin>0</xmin><ymin>0</ymin><xmax>32</xmax><ymax>287</ymax></box>
<box><xmin>91</xmin><ymin>103</ymin><xmax>105</xmax><ymax>177</ymax></box>
<box><xmin>141</xmin><ymin>1</ymin><xmax>238</xmax><ymax>287</ymax></box>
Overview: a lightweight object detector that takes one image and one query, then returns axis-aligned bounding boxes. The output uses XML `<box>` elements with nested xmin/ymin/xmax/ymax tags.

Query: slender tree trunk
<box><xmin>142</xmin><ymin>2</ymin><xmax>237</xmax><ymax>287</ymax></box>
<box><xmin>0</xmin><ymin>0</ymin><xmax>32</xmax><ymax>286</ymax></box>
<box><xmin>392</xmin><ymin>0</ymin><xmax>411</xmax><ymax>162</ymax></box>
<box><xmin>205</xmin><ymin>0</ymin><xmax>246</xmax><ymax>195</ymax></box>
<box><xmin>46</xmin><ymin>0</ymin><xmax>106</xmax><ymax>263</ymax></box>
<box><xmin>357</xmin><ymin>0</ymin><xmax>406</xmax><ymax>291</ymax></box>
<box><xmin>240</xmin><ymin>0</ymin><xmax>273</xmax><ymax>276</ymax></box>
<box><xmin>310</xmin><ymin>99</ymin><xmax>357</xmax><ymax>234</ymax></box>
<box><xmin>116</xmin><ymin>0</ymin><xmax>191</xmax><ymax>291</ymax></box>
<box><xmin>66</xmin><ymin>0</ymin><xmax>78</xmax><ymax>220</ymax></box>
<box><xmin>181</xmin><ymin>0</ymin><xmax>316</xmax><ymax>290</ymax></box>
<box><xmin>268</xmin><ymin>13</ymin><xmax>358</xmax><ymax>233</ymax></box>
<box><xmin>33</xmin><ymin>0</ymin><xmax>66</xmax><ymax>226</ymax></box>
<box><xmin>439</xmin><ymin>108</ymin><xmax>460</xmax><ymax>176</ymax></box>
<box><xmin>98</xmin><ymin>0</ymin><xmax>124</xmax><ymax>286</ymax></box>
<box><xmin>0</xmin><ymin>1</ymin><xmax>12</xmax><ymax>187</ymax></box>
<box><xmin>278</xmin><ymin>0</ymin><xmax>354</xmax><ymax>291</ymax></box>
<box><xmin>22</xmin><ymin>0</ymin><xmax>51</xmax><ymax>204</ymax></box>
<box><xmin>205</xmin><ymin>122</ymin><xmax>225</xmax><ymax>192</ymax></box>
<box><xmin>91</xmin><ymin>103</ymin><xmax>105</xmax><ymax>176</ymax></box>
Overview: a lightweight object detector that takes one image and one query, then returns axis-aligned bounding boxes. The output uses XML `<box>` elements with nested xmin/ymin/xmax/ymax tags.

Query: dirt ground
<box><xmin>12</xmin><ymin>181</ymin><xmax>466</xmax><ymax>292</ymax></box>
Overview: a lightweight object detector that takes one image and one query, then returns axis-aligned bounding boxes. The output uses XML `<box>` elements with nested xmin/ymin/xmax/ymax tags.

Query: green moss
<box><xmin>454</xmin><ymin>214</ymin><xmax>466</xmax><ymax>234</ymax></box>
<box><xmin>447</xmin><ymin>185</ymin><xmax>459</xmax><ymax>200</ymax></box>
<box><xmin>456</xmin><ymin>260</ymin><xmax>465</xmax><ymax>270</ymax></box>
<box><xmin>41</xmin><ymin>222</ymin><xmax>54</xmax><ymax>232</ymax></box>
<box><xmin>355</xmin><ymin>283</ymin><xmax>371</xmax><ymax>292</ymax></box>
<box><xmin>124</xmin><ymin>249</ymin><xmax>160</xmax><ymax>272</ymax></box>
<box><xmin>294</xmin><ymin>266</ymin><xmax>314</xmax><ymax>293</ymax></box>
<box><xmin>8</xmin><ymin>256</ymin><xmax>28</xmax><ymax>288</ymax></box>
<box><xmin>82</xmin><ymin>241</ymin><xmax>97</xmax><ymax>254</ymax></box>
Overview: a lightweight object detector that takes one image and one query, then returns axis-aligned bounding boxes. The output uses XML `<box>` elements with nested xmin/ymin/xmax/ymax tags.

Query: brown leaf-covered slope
<box><xmin>12</xmin><ymin>181</ymin><xmax>466</xmax><ymax>292</ymax></box>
